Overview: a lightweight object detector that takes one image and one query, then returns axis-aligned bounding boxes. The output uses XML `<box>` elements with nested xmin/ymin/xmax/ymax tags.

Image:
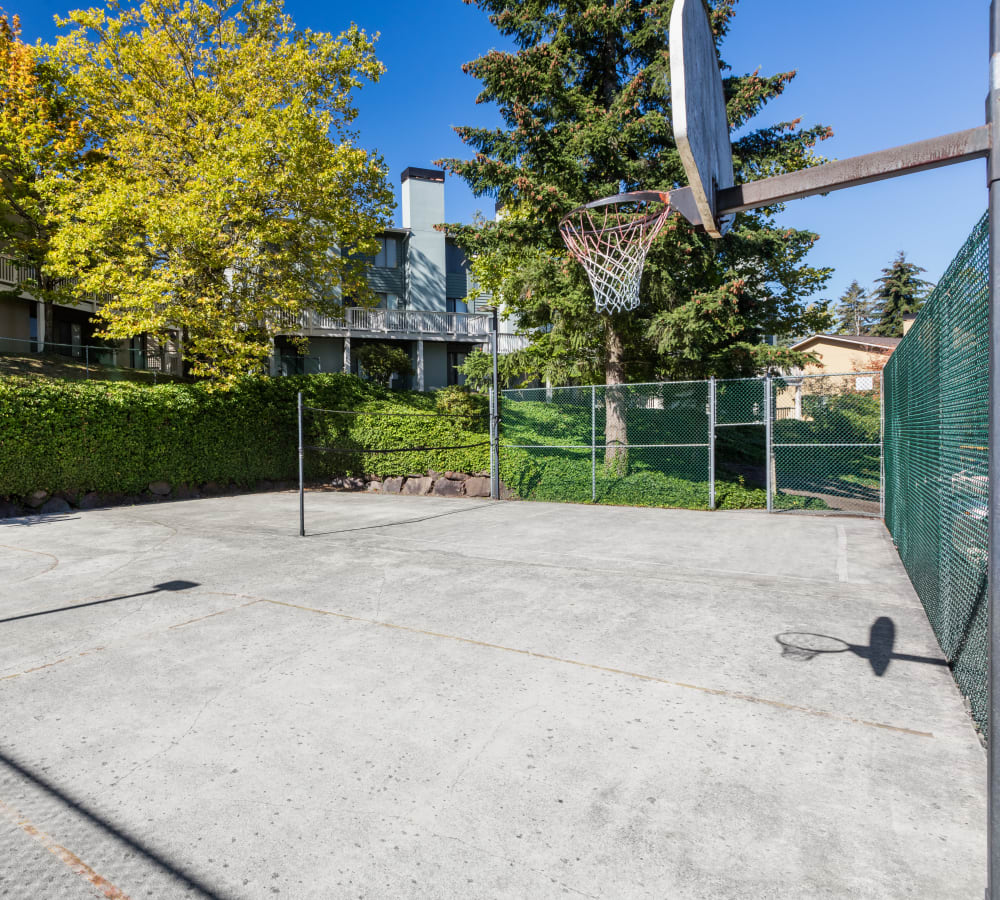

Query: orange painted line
<box><xmin>263</xmin><ymin>597</ymin><xmax>935</xmax><ymax>739</ymax></box>
<box><xmin>168</xmin><ymin>599</ymin><xmax>262</xmax><ymax>630</ymax></box>
<box><xmin>0</xmin><ymin>596</ymin><xmax>258</xmax><ymax>682</ymax></box>
<box><xmin>0</xmin><ymin>647</ymin><xmax>107</xmax><ymax>682</ymax></box>
<box><xmin>0</xmin><ymin>798</ymin><xmax>131</xmax><ymax>899</ymax></box>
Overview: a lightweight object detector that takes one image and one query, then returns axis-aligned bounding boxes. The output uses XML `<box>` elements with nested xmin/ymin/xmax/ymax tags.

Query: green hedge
<box><xmin>0</xmin><ymin>374</ymin><xmax>490</xmax><ymax>499</ymax></box>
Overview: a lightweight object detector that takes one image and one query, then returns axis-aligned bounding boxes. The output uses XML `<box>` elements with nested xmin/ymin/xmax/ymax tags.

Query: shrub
<box><xmin>0</xmin><ymin>374</ymin><xmax>489</xmax><ymax>498</ymax></box>
<box><xmin>355</xmin><ymin>342</ymin><xmax>414</xmax><ymax>387</ymax></box>
<box><xmin>434</xmin><ymin>385</ymin><xmax>488</xmax><ymax>431</ymax></box>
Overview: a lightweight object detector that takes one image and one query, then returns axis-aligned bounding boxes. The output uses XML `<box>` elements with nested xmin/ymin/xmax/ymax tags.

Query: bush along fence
<box><xmin>0</xmin><ymin>375</ymin><xmax>492</xmax><ymax>517</ymax></box>
<box><xmin>884</xmin><ymin>211</ymin><xmax>989</xmax><ymax>734</ymax></box>
<box><xmin>500</xmin><ymin>373</ymin><xmax>883</xmax><ymax>514</ymax></box>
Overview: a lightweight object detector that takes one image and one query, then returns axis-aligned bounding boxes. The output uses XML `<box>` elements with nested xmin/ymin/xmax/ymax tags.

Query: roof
<box><xmin>790</xmin><ymin>333</ymin><xmax>902</xmax><ymax>352</ymax></box>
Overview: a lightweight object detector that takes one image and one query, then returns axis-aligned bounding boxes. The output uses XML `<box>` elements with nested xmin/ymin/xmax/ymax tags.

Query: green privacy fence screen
<box><xmin>884</xmin><ymin>212</ymin><xmax>989</xmax><ymax>733</ymax></box>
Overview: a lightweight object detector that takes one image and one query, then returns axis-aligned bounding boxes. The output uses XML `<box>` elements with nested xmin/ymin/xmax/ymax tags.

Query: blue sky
<box><xmin>16</xmin><ymin>0</ymin><xmax>987</xmax><ymax>308</ymax></box>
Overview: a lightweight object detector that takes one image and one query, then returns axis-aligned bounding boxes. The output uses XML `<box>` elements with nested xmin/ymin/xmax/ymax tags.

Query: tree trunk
<box><xmin>43</xmin><ymin>299</ymin><xmax>54</xmax><ymax>351</ymax></box>
<box><xmin>604</xmin><ymin>320</ymin><xmax>627</xmax><ymax>473</ymax></box>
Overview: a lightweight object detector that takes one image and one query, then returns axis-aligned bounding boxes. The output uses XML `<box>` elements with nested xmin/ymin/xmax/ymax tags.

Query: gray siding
<box><xmin>304</xmin><ymin>337</ymin><xmax>345</xmax><ymax>373</ymax></box>
<box><xmin>423</xmin><ymin>342</ymin><xmax>449</xmax><ymax>390</ymax></box>
<box><xmin>446</xmin><ymin>272</ymin><xmax>468</xmax><ymax>299</ymax></box>
<box><xmin>367</xmin><ymin>268</ymin><xmax>405</xmax><ymax>296</ymax></box>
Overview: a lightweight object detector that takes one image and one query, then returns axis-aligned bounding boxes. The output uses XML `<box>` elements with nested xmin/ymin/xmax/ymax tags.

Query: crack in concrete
<box><xmin>108</xmin><ymin>688</ymin><xmax>227</xmax><ymax>790</ymax></box>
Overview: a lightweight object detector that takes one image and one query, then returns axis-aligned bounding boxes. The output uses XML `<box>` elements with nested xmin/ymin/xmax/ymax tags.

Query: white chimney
<box><xmin>401</xmin><ymin>168</ymin><xmax>446</xmax><ymax>311</ymax></box>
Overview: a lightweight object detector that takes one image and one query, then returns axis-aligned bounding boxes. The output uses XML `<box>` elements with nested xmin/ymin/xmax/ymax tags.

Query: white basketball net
<box><xmin>559</xmin><ymin>191</ymin><xmax>672</xmax><ymax>314</ymax></box>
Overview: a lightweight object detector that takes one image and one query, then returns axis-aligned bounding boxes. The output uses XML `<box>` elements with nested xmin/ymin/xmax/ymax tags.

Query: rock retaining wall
<box><xmin>0</xmin><ymin>471</ymin><xmax>509</xmax><ymax>520</ymax></box>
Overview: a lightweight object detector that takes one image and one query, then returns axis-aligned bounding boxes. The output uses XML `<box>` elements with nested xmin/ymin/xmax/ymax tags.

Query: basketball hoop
<box><xmin>559</xmin><ymin>190</ymin><xmax>672</xmax><ymax>314</ymax></box>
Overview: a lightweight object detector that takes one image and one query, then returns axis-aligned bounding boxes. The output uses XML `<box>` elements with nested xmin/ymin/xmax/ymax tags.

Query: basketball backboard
<box><xmin>669</xmin><ymin>0</ymin><xmax>735</xmax><ymax>238</ymax></box>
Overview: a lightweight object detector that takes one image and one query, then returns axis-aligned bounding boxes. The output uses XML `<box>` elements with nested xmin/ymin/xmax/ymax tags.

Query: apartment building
<box><xmin>0</xmin><ymin>166</ymin><xmax>527</xmax><ymax>388</ymax></box>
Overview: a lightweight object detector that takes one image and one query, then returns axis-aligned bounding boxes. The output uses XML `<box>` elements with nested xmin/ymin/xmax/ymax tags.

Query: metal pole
<box><xmin>591</xmin><ymin>385</ymin><xmax>597</xmax><ymax>502</ymax></box>
<box><xmin>298</xmin><ymin>391</ymin><xmax>305</xmax><ymax>537</ymax></box>
<box><xmin>85</xmin><ymin>345</ymin><xmax>89</xmax><ymax>379</ymax></box>
<box><xmin>708</xmin><ymin>377</ymin><xmax>716</xmax><ymax>510</ymax></box>
<box><xmin>987</xmin><ymin>4</ymin><xmax>1000</xmax><ymax>896</ymax></box>
<box><xmin>765</xmin><ymin>375</ymin><xmax>773</xmax><ymax>512</ymax></box>
<box><xmin>489</xmin><ymin>385</ymin><xmax>496</xmax><ymax>497</ymax></box>
<box><xmin>490</xmin><ymin>309</ymin><xmax>500</xmax><ymax>500</ymax></box>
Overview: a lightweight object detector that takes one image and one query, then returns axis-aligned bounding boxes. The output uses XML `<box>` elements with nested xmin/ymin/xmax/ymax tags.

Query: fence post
<box><xmin>591</xmin><ymin>385</ymin><xmax>597</xmax><ymax>502</ymax></box>
<box><xmin>85</xmin><ymin>345</ymin><xmax>89</xmax><ymax>379</ymax></box>
<box><xmin>765</xmin><ymin>375</ymin><xmax>773</xmax><ymax>512</ymax></box>
<box><xmin>298</xmin><ymin>391</ymin><xmax>305</xmax><ymax>537</ymax></box>
<box><xmin>708</xmin><ymin>377</ymin><xmax>716</xmax><ymax>510</ymax></box>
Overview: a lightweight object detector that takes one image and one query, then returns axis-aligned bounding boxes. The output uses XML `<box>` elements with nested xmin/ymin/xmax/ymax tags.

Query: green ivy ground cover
<box><xmin>500</xmin><ymin>399</ymin><xmax>785</xmax><ymax>511</ymax></box>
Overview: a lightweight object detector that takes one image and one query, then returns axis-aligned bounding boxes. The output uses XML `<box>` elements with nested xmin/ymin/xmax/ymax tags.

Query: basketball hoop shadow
<box><xmin>775</xmin><ymin>617</ymin><xmax>948</xmax><ymax>677</ymax></box>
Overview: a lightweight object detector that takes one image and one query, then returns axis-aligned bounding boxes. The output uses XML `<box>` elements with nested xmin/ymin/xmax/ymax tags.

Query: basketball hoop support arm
<box><xmin>667</xmin><ymin>125</ymin><xmax>991</xmax><ymax>229</ymax></box>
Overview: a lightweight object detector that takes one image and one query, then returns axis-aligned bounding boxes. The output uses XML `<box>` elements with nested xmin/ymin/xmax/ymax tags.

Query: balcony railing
<box><xmin>278</xmin><ymin>306</ymin><xmax>493</xmax><ymax>337</ymax></box>
<box><xmin>0</xmin><ymin>257</ymin><xmax>38</xmax><ymax>287</ymax></box>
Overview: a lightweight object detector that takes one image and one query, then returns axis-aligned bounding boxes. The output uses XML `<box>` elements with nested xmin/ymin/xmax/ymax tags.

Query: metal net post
<box><xmin>297</xmin><ymin>391</ymin><xmax>305</xmax><ymax>537</ymax></box>
<box><xmin>708</xmin><ymin>377</ymin><xmax>716</xmax><ymax>509</ymax></box>
<box><xmin>765</xmin><ymin>375</ymin><xmax>773</xmax><ymax>512</ymax></box>
<box><xmin>490</xmin><ymin>311</ymin><xmax>500</xmax><ymax>500</ymax></box>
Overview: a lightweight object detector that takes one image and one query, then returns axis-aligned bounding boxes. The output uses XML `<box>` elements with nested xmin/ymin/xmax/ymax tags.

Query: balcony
<box><xmin>277</xmin><ymin>306</ymin><xmax>494</xmax><ymax>340</ymax></box>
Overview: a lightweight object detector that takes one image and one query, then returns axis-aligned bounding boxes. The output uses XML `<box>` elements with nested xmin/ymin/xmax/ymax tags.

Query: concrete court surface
<box><xmin>0</xmin><ymin>491</ymin><xmax>986</xmax><ymax>899</ymax></box>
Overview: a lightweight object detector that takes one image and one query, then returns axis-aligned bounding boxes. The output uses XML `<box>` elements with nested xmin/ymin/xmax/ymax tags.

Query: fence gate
<box><xmin>770</xmin><ymin>372</ymin><xmax>883</xmax><ymax>516</ymax></box>
<box><xmin>713</xmin><ymin>377</ymin><xmax>770</xmax><ymax>510</ymax></box>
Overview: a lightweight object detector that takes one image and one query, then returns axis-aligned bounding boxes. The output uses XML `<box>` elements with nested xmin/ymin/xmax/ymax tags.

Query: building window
<box><xmin>446</xmin><ymin>298</ymin><xmax>456</xmax><ymax>314</ymax></box>
<box><xmin>447</xmin><ymin>348</ymin><xmax>468</xmax><ymax>386</ymax></box>
<box><xmin>372</xmin><ymin>236</ymin><xmax>400</xmax><ymax>268</ymax></box>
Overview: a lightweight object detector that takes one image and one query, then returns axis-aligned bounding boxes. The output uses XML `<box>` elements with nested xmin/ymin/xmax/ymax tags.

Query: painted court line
<box><xmin>836</xmin><ymin>525</ymin><xmax>849</xmax><ymax>583</ymax></box>
<box><xmin>0</xmin><ymin>597</ymin><xmax>260</xmax><ymax>682</ymax></box>
<box><xmin>262</xmin><ymin>597</ymin><xmax>934</xmax><ymax>739</ymax></box>
<box><xmin>0</xmin><ymin>798</ymin><xmax>131</xmax><ymax>899</ymax></box>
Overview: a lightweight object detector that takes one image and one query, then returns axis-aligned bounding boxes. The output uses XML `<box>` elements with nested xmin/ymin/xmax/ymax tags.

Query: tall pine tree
<box><xmin>439</xmin><ymin>0</ymin><xmax>833</xmax><ymax>466</ymax></box>
<box><xmin>870</xmin><ymin>252</ymin><xmax>932</xmax><ymax>336</ymax></box>
<box><xmin>834</xmin><ymin>280</ymin><xmax>873</xmax><ymax>335</ymax></box>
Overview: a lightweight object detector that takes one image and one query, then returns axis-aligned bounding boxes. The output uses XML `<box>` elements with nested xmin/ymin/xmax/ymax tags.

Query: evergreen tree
<box><xmin>439</xmin><ymin>0</ymin><xmax>833</xmax><ymax>468</ymax></box>
<box><xmin>870</xmin><ymin>252</ymin><xmax>932</xmax><ymax>337</ymax></box>
<box><xmin>834</xmin><ymin>280</ymin><xmax>873</xmax><ymax>335</ymax></box>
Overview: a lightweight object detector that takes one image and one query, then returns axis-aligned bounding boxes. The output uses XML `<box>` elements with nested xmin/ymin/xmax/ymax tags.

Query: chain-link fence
<box><xmin>884</xmin><ymin>212</ymin><xmax>988</xmax><ymax>733</ymax></box>
<box><xmin>501</xmin><ymin>374</ymin><xmax>882</xmax><ymax>513</ymax></box>
<box><xmin>501</xmin><ymin>381</ymin><xmax>712</xmax><ymax>508</ymax></box>
<box><xmin>771</xmin><ymin>373</ymin><xmax>883</xmax><ymax>515</ymax></box>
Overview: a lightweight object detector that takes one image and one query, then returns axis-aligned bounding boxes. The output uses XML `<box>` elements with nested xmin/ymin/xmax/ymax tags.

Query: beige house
<box><xmin>788</xmin><ymin>333</ymin><xmax>902</xmax><ymax>375</ymax></box>
<box><xmin>778</xmin><ymin>331</ymin><xmax>904</xmax><ymax>420</ymax></box>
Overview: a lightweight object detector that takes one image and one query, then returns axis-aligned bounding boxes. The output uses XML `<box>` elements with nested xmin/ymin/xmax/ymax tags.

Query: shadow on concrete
<box><xmin>305</xmin><ymin>503</ymin><xmax>494</xmax><ymax>537</ymax></box>
<box><xmin>4</xmin><ymin>512</ymin><xmax>80</xmax><ymax>527</ymax></box>
<box><xmin>1</xmin><ymin>580</ymin><xmax>199</xmax><ymax>625</ymax></box>
<box><xmin>775</xmin><ymin>616</ymin><xmax>949</xmax><ymax>676</ymax></box>
<box><xmin>0</xmin><ymin>747</ymin><xmax>225</xmax><ymax>898</ymax></box>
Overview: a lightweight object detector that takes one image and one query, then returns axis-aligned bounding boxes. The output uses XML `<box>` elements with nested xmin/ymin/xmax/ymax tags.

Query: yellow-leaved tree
<box><xmin>0</xmin><ymin>10</ymin><xmax>89</xmax><ymax>342</ymax></box>
<box><xmin>45</xmin><ymin>0</ymin><xmax>393</xmax><ymax>383</ymax></box>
